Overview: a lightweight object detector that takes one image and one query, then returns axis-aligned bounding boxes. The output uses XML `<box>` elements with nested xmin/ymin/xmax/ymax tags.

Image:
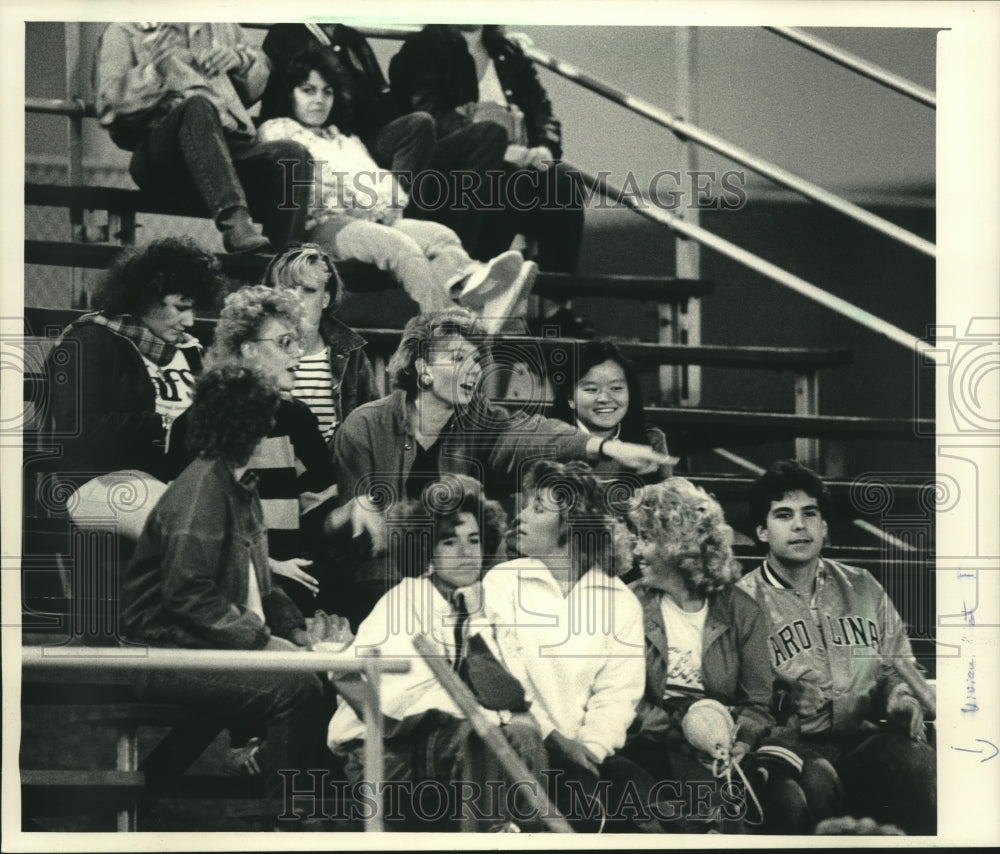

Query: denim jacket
<box><xmin>333</xmin><ymin>390</ymin><xmax>591</xmax><ymax>583</ymax></box>
<box><xmin>122</xmin><ymin>455</ymin><xmax>304</xmax><ymax>649</ymax></box>
<box><xmin>627</xmin><ymin>583</ymin><xmax>775</xmax><ymax>750</ymax></box>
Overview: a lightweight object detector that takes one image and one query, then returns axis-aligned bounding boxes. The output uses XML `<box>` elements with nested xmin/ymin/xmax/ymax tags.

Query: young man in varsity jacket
<box><xmin>737</xmin><ymin>459</ymin><xmax>936</xmax><ymax>835</ymax></box>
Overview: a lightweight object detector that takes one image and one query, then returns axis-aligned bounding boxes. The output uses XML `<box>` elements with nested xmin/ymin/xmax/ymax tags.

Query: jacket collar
<box><xmin>320</xmin><ymin>313</ymin><xmax>367</xmax><ymax>356</ymax></box>
<box><xmin>760</xmin><ymin>558</ymin><xmax>826</xmax><ymax>593</ymax></box>
<box><xmin>633</xmin><ymin>582</ymin><xmax>729</xmax><ymax>656</ymax></box>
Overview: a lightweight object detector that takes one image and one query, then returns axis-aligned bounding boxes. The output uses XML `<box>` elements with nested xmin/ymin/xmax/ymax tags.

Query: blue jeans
<box><xmin>129</xmin><ymin>95</ymin><xmax>314</xmax><ymax>247</ymax></box>
<box><xmin>132</xmin><ymin>661</ymin><xmax>329</xmax><ymax>800</ymax></box>
<box><xmin>342</xmin><ymin>709</ymin><xmax>547</xmax><ymax>831</ymax></box>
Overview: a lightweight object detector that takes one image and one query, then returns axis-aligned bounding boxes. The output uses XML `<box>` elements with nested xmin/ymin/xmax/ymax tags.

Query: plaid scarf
<box><xmin>68</xmin><ymin>312</ymin><xmax>201</xmax><ymax>367</ymax></box>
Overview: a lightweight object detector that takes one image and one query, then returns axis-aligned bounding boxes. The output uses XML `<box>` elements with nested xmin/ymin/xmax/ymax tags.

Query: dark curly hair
<box><xmin>185</xmin><ymin>364</ymin><xmax>281</xmax><ymax>467</ymax></box>
<box><xmin>270</xmin><ymin>45</ymin><xmax>353</xmax><ymax>132</ymax></box>
<box><xmin>551</xmin><ymin>338</ymin><xmax>649</xmax><ymax>444</ymax></box>
<box><xmin>749</xmin><ymin>459</ymin><xmax>831</xmax><ymax>530</ymax></box>
<box><xmin>261</xmin><ymin>242</ymin><xmax>344</xmax><ymax>315</ymax></box>
<box><xmin>94</xmin><ymin>238</ymin><xmax>223</xmax><ymax>318</ymax></box>
<box><xmin>630</xmin><ymin>478</ymin><xmax>740</xmax><ymax>598</ymax></box>
<box><xmin>388</xmin><ymin>473</ymin><xmax>508</xmax><ymax>579</ymax></box>
<box><xmin>518</xmin><ymin>459</ymin><xmax>627</xmax><ymax>579</ymax></box>
<box><xmin>388</xmin><ymin>307</ymin><xmax>488</xmax><ymax>396</ymax></box>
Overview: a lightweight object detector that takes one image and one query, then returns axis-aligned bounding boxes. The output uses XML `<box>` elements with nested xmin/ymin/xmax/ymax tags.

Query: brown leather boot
<box><xmin>218</xmin><ymin>206</ymin><xmax>272</xmax><ymax>254</ymax></box>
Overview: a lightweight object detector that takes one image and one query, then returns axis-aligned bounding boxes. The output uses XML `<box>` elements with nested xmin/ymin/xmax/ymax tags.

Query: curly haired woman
<box><xmin>165</xmin><ymin>285</ymin><xmax>348</xmax><ymax>614</ymax></box>
<box><xmin>48</xmin><ymin>237</ymin><xmax>223</xmax><ymax>539</ymax></box>
<box><xmin>327</xmin><ymin>473</ymin><xmax>546</xmax><ymax>830</ymax></box>
<box><xmin>620</xmin><ymin>477</ymin><xmax>776</xmax><ymax>832</ymax></box>
<box><xmin>121</xmin><ymin>365</ymin><xmax>330</xmax><ymax>819</ymax></box>
<box><xmin>469</xmin><ymin>459</ymin><xmax>664</xmax><ymax>832</ymax></box>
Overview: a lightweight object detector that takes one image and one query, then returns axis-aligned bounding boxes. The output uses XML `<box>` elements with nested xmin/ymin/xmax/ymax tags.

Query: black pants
<box><xmin>473</xmin><ymin>160</ymin><xmax>585</xmax><ymax>273</ymax></box>
<box><xmin>129</xmin><ymin>95</ymin><xmax>314</xmax><ymax>248</ymax></box>
<box><xmin>369</xmin><ymin>113</ymin><xmax>509</xmax><ymax>255</ymax></box>
<box><xmin>133</xmin><ymin>661</ymin><xmax>330</xmax><ymax>801</ymax></box>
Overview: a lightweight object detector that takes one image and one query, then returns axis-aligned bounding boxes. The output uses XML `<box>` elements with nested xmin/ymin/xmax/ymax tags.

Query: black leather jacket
<box><xmin>389</xmin><ymin>25</ymin><xmax>563</xmax><ymax>159</ymax></box>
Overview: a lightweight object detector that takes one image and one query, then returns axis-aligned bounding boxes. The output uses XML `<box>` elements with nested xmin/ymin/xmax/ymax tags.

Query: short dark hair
<box><xmin>551</xmin><ymin>338</ymin><xmax>648</xmax><ymax>444</ymax></box>
<box><xmin>390</xmin><ymin>474</ymin><xmax>508</xmax><ymax>578</ymax></box>
<box><xmin>186</xmin><ymin>365</ymin><xmax>281</xmax><ymax>467</ymax></box>
<box><xmin>94</xmin><ymin>237</ymin><xmax>222</xmax><ymax>318</ymax></box>
<box><xmin>262</xmin><ymin>242</ymin><xmax>343</xmax><ymax>314</ymax></box>
<box><xmin>749</xmin><ymin>459</ymin><xmax>832</xmax><ymax>529</ymax></box>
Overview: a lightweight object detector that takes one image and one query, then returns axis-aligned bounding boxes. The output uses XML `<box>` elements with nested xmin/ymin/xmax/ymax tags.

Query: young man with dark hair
<box><xmin>737</xmin><ymin>459</ymin><xmax>936</xmax><ymax>835</ymax></box>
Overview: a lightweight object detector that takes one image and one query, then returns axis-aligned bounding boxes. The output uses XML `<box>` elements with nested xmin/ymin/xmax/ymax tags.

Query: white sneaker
<box><xmin>478</xmin><ymin>260</ymin><xmax>539</xmax><ymax>334</ymax></box>
<box><xmin>455</xmin><ymin>249</ymin><xmax>524</xmax><ymax>307</ymax></box>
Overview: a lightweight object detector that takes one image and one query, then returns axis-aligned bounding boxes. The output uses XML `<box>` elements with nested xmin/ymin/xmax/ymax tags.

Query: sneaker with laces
<box><xmin>478</xmin><ymin>260</ymin><xmax>539</xmax><ymax>334</ymax></box>
<box><xmin>455</xmin><ymin>249</ymin><xmax>525</xmax><ymax>307</ymax></box>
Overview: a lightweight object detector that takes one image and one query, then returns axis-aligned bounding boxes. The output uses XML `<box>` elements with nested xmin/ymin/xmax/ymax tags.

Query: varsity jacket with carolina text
<box><xmin>736</xmin><ymin>558</ymin><xmax>913</xmax><ymax>735</ymax></box>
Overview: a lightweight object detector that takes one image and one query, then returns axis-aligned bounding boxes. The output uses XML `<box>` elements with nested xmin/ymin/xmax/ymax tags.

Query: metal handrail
<box><xmin>25</xmin><ymin>96</ymin><xmax>94</xmax><ymax>118</ymax></box>
<box><xmin>572</xmin><ymin>166</ymin><xmax>936</xmax><ymax>358</ymax></box>
<box><xmin>523</xmin><ymin>43</ymin><xmax>934</xmax><ymax>258</ymax></box>
<box><xmin>240</xmin><ymin>23</ymin><xmax>933</xmax><ymax>257</ymax></box>
<box><xmin>21</xmin><ymin>93</ymin><xmax>935</xmax><ymax>356</ymax></box>
<box><xmin>765</xmin><ymin>27</ymin><xmax>936</xmax><ymax>109</ymax></box>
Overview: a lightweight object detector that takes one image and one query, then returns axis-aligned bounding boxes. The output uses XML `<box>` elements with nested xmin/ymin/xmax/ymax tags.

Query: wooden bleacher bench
<box><xmin>25</xmin><ymin>234</ymin><xmax>714</xmax><ymax>303</ymax></box>
<box><xmin>21</xmin><ymin>646</ymin><xmax>408</xmax><ymax>832</ymax></box>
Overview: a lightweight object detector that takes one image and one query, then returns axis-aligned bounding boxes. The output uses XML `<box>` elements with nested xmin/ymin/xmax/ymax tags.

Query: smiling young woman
<box><xmin>164</xmin><ymin>285</ymin><xmax>346</xmax><ymax>615</ymax></box>
<box><xmin>331</xmin><ymin>307</ymin><xmax>673</xmax><ymax>627</ymax></box>
<box><xmin>256</xmin><ymin>46</ymin><xmax>538</xmax><ymax>332</ymax></box>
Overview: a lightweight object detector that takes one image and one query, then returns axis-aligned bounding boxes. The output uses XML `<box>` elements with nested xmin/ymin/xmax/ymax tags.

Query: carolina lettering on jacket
<box><xmin>768</xmin><ymin>615</ymin><xmax>881</xmax><ymax>667</ymax></box>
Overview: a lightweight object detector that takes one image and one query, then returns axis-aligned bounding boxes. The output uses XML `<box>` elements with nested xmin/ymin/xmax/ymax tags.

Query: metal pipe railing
<box><xmin>25</xmin><ymin>96</ymin><xmax>94</xmax><ymax>118</ymax></box>
<box><xmin>571</xmin><ymin>166</ymin><xmax>936</xmax><ymax>358</ymax></box>
<box><xmin>525</xmin><ymin>44</ymin><xmax>934</xmax><ymax>258</ymax></box>
<box><xmin>21</xmin><ymin>645</ymin><xmax>411</xmax><ymax>673</ymax></box>
<box><xmin>765</xmin><ymin>26</ymin><xmax>936</xmax><ymax>109</ymax></box>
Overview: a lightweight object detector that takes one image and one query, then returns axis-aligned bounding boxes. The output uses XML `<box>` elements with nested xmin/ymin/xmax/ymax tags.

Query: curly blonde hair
<box><xmin>206</xmin><ymin>285</ymin><xmax>305</xmax><ymax>366</ymax></box>
<box><xmin>630</xmin><ymin>477</ymin><xmax>739</xmax><ymax>598</ymax></box>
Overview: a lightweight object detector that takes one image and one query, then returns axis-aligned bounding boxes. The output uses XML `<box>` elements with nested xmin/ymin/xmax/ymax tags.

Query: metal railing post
<box><xmin>671</xmin><ymin>27</ymin><xmax>702</xmax><ymax>408</ymax></box>
<box><xmin>64</xmin><ymin>22</ymin><xmax>87</xmax><ymax>308</ymax></box>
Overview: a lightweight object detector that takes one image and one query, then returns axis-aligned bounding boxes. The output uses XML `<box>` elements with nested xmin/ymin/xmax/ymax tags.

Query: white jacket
<box><xmin>257</xmin><ymin>117</ymin><xmax>408</xmax><ymax>226</ymax></box>
<box><xmin>471</xmin><ymin>558</ymin><xmax>645</xmax><ymax>763</ymax></box>
<box><xmin>327</xmin><ymin>575</ymin><xmax>463</xmax><ymax>750</ymax></box>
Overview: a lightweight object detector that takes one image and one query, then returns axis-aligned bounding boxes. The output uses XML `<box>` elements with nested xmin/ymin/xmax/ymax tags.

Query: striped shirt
<box><xmin>294</xmin><ymin>347</ymin><xmax>338</xmax><ymax>441</ymax></box>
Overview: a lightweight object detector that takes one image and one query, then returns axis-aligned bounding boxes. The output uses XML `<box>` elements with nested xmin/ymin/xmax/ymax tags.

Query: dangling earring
<box><xmin>419</xmin><ymin>372</ymin><xmax>434</xmax><ymax>390</ymax></box>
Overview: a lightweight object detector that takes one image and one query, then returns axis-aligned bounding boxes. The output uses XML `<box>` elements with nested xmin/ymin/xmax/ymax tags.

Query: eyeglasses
<box><xmin>250</xmin><ymin>334</ymin><xmax>302</xmax><ymax>355</ymax></box>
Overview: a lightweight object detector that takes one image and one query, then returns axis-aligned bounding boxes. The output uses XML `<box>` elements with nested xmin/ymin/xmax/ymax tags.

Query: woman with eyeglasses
<box><xmin>166</xmin><ymin>285</ymin><xmax>352</xmax><ymax>614</ymax></box>
<box><xmin>332</xmin><ymin>306</ymin><xmax>671</xmax><ymax>628</ymax></box>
